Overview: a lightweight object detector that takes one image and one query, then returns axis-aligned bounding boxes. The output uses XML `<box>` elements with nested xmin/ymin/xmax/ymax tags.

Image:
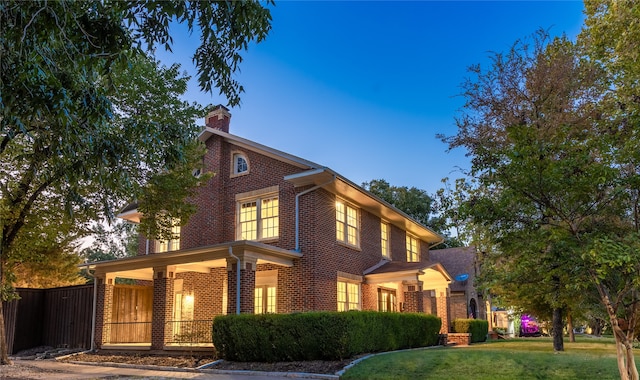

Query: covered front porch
<box><xmin>364</xmin><ymin>261</ymin><xmax>452</xmax><ymax>333</ymax></box>
<box><xmin>91</xmin><ymin>240</ymin><xmax>302</xmax><ymax>351</ymax></box>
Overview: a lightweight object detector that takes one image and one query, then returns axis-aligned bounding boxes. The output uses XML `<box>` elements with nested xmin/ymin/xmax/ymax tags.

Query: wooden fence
<box><xmin>3</xmin><ymin>285</ymin><xmax>93</xmax><ymax>354</ymax></box>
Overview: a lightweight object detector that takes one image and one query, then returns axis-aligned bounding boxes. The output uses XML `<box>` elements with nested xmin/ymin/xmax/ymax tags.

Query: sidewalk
<box><xmin>0</xmin><ymin>359</ymin><xmax>340</xmax><ymax>380</ymax></box>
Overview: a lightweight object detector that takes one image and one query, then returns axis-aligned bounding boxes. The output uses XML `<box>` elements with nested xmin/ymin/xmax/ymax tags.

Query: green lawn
<box><xmin>341</xmin><ymin>337</ymin><xmax>633</xmax><ymax>380</ymax></box>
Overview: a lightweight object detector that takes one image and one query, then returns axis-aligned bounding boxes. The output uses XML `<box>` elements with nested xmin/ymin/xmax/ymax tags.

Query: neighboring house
<box><xmin>430</xmin><ymin>247</ymin><xmax>486</xmax><ymax>325</ymax></box>
<box><xmin>90</xmin><ymin>106</ymin><xmax>469</xmax><ymax>351</ymax></box>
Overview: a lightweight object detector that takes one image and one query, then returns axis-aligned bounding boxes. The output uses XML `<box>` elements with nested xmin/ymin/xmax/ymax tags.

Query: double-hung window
<box><xmin>381</xmin><ymin>222</ymin><xmax>390</xmax><ymax>259</ymax></box>
<box><xmin>406</xmin><ymin>233</ymin><xmax>420</xmax><ymax>262</ymax></box>
<box><xmin>337</xmin><ymin>281</ymin><xmax>360</xmax><ymax>311</ymax></box>
<box><xmin>157</xmin><ymin>219</ymin><xmax>181</xmax><ymax>253</ymax></box>
<box><xmin>237</xmin><ymin>188</ymin><xmax>279</xmax><ymax>241</ymax></box>
<box><xmin>336</xmin><ymin>199</ymin><xmax>359</xmax><ymax>247</ymax></box>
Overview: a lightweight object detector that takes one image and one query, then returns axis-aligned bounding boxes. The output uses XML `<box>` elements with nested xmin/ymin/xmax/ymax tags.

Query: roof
<box><xmin>197</xmin><ymin>127</ymin><xmax>444</xmax><ymax>244</ymax></box>
<box><xmin>364</xmin><ymin>260</ymin><xmax>452</xmax><ymax>287</ymax></box>
<box><xmin>430</xmin><ymin>246</ymin><xmax>477</xmax><ymax>292</ymax></box>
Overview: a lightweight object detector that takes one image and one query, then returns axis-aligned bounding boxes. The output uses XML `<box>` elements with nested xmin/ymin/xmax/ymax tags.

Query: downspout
<box><xmin>295</xmin><ymin>175</ymin><xmax>336</xmax><ymax>252</ymax></box>
<box><xmin>228</xmin><ymin>246</ymin><xmax>241</xmax><ymax>315</ymax></box>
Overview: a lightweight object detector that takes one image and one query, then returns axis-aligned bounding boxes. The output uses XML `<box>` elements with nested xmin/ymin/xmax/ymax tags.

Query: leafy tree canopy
<box><xmin>362</xmin><ymin>179</ymin><xmax>461</xmax><ymax>248</ymax></box>
<box><xmin>0</xmin><ymin>0</ymin><xmax>272</xmax><ymax>364</ymax></box>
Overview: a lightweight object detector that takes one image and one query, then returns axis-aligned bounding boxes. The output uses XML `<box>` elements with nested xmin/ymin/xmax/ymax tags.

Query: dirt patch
<box><xmin>62</xmin><ymin>351</ymin><xmax>358</xmax><ymax>374</ymax></box>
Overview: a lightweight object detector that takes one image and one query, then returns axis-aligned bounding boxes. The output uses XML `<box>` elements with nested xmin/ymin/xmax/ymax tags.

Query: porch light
<box><xmin>184</xmin><ymin>294</ymin><xmax>194</xmax><ymax>305</ymax></box>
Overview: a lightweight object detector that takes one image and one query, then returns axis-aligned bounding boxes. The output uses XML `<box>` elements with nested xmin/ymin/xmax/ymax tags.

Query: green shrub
<box><xmin>451</xmin><ymin>318</ymin><xmax>489</xmax><ymax>343</ymax></box>
<box><xmin>212</xmin><ymin>311</ymin><xmax>441</xmax><ymax>362</ymax></box>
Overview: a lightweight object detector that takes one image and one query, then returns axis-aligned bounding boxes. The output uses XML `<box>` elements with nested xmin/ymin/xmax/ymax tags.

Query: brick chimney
<box><xmin>205</xmin><ymin>104</ymin><xmax>231</xmax><ymax>133</ymax></box>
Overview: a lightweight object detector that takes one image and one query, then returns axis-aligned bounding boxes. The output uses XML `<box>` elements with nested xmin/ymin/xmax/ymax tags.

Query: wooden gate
<box><xmin>110</xmin><ymin>285</ymin><xmax>153</xmax><ymax>343</ymax></box>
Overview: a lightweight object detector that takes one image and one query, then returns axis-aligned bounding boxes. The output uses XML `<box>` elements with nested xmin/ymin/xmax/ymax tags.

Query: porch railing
<box><xmin>166</xmin><ymin>319</ymin><xmax>212</xmax><ymax>344</ymax></box>
<box><xmin>107</xmin><ymin>321</ymin><xmax>152</xmax><ymax>344</ymax></box>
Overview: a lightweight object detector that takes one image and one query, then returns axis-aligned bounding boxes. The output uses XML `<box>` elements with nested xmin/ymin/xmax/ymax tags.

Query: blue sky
<box><xmin>159</xmin><ymin>1</ymin><xmax>586</xmax><ymax>195</ymax></box>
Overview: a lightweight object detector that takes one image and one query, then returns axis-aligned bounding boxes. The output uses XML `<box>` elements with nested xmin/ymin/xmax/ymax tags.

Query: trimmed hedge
<box><xmin>212</xmin><ymin>311</ymin><xmax>441</xmax><ymax>362</ymax></box>
<box><xmin>451</xmin><ymin>318</ymin><xmax>489</xmax><ymax>343</ymax></box>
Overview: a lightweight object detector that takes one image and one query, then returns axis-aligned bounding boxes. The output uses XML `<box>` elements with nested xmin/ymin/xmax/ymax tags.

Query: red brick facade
<box><xmin>95</xmin><ymin>107</ymin><xmax>461</xmax><ymax>350</ymax></box>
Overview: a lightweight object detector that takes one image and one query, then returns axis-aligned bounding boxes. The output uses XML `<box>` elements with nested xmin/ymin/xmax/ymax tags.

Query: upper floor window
<box><xmin>336</xmin><ymin>199</ymin><xmax>359</xmax><ymax>247</ymax></box>
<box><xmin>381</xmin><ymin>222</ymin><xmax>390</xmax><ymax>260</ymax></box>
<box><xmin>406</xmin><ymin>234</ymin><xmax>420</xmax><ymax>262</ymax></box>
<box><xmin>232</xmin><ymin>152</ymin><xmax>249</xmax><ymax>176</ymax></box>
<box><xmin>238</xmin><ymin>194</ymin><xmax>279</xmax><ymax>240</ymax></box>
<box><xmin>337</xmin><ymin>280</ymin><xmax>360</xmax><ymax>311</ymax></box>
<box><xmin>157</xmin><ymin>219</ymin><xmax>180</xmax><ymax>253</ymax></box>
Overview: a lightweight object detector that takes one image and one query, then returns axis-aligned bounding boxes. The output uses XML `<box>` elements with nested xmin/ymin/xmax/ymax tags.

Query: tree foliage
<box><xmin>0</xmin><ymin>0</ymin><xmax>272</xmax><ymax>365</ymax></box>
<box><xmin>443</xmin><ymin>19</ymin><xmax>640</xmax><ymax>378</ymax></box>
<box><xmin>362</xmin><ymin>179</ymin><xmax>461</xmax><ymax>248</ymax></box>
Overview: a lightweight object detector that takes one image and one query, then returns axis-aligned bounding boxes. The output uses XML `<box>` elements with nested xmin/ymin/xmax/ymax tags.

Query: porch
<box><xmin>91</xmin><ymin>240</ymin><xmax>302</xmax><ymax>350</ymax></box>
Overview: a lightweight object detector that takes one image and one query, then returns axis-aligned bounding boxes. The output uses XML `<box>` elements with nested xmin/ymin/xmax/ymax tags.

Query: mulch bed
<box><xmin>61</xmin><ymin>351</ymin><xmax>360</xmax><ymax>375</ymax></box>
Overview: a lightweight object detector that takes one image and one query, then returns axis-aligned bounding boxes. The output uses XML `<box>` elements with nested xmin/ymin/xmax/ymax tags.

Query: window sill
<box><xmin>336</xmin><ymin>241</ymin><xmax>362</xmax><ymax>252</ymax></box>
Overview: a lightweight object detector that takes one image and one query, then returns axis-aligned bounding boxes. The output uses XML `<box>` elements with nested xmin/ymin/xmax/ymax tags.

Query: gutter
<box><xmin>429</xmin><ymin>238</ymin><xmax>446</xmax><ymax>250</ymax></box>
<box><xmin>294</xmin><ymin>175</ymin><xmax>336</xmax><ymax>252</ymax></box>
<box><xmin>228</xmin><ymin>246</ymin><xmax>241</xmax><ymax>315</ymax></box>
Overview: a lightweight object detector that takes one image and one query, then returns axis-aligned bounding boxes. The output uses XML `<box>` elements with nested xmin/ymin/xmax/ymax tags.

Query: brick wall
<box><xmin>133</xmin><ymin>129</ymin><xmax>445</xmax><ymax>319</ymax></box>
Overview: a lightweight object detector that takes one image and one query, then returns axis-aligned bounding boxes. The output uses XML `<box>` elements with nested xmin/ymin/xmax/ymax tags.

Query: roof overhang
<box><xmin>285</xmin><ymin>169</ymin><xmax>444</xmax><ymax>244</ymax></box>
<box><xmin>364</xmin><ymin>262</ymin><xmax>452</xmax><ymax>289</ymax></box>
<box><xmin>84</xmin><ymin>241</ymin><xmax>302</xmax><ymax>281</ymax></box>
<box><xmin>198</xmin><ymin>128</ymin><xmax>321</xmax><ymax>170</ymax></box>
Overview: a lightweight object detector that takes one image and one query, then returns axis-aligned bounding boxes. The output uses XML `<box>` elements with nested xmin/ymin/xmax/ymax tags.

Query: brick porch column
<box><xmin>402</xmin><ymin>281</ymin><xmax>424</xmax><ymax>313</ymax></box>
<box><xmin>95</xmin><ymin>274</ymin><xmax>115</xmax><ymax>347</ymax></box>
<box><xmin>435</xmin><ymin>287</ymin><xmax>450</xmax><ymax>333</ymax></box>
<box><xmin>227</xmin><ymin>257</ymin><xmax>256</xmax><ymax>314</ymax></box>
<box><xmin>152</xmin><ymin>266</ymin><xmax>175</xmax><ymax>349</ymax></box>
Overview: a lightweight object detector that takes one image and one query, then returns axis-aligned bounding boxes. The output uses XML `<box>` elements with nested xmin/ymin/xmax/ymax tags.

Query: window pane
<box><xmin>254</xmin><ymin>287</ymin><xmax>263</xmax><ymax>314</ymax></box>
<box><xmin>266</xmin><ymin>286</ymin><xmax>276</xmax><ymax>313</ymax></box>
<box><xmin>336</xmin><ymin>202</ymin><xmax>345</xmax><ymax>242</ymax></box>
<box><xmin>240</xmin><ymin>202</ymin><xmax>257</xmax><ymax>240</ymax></box>
<box><xmin>261</xmin><ymin>197</ymin><xmax>279</xmax><ymax>238</ymax></box>
<box><xmin>347</xmin><ymin>206</ymin><xmax>358</xmax><ymax>245</ymax></box>
<box><xmin>347</xmin><ymin>283</ymin><xmax>360</xmax><ymax>310</ymax></box>
<box><xmin>235</xmin><ymin>155</ymin><xmax>248</xmax><ymax>173</ymax></box>
<box><xmin>406</xmin><ymin>235</ymin><xmax>419</xmax><ymax>262</ymax></box>
<box><xmin>381</xmin><ymin>223</ymin><xmax>389</xmax><ymax>258</ymax></box>
<box><xmin>337</xmin><ymin>281</ymin><xmax>346</xmax><ymax>312</ymax></box>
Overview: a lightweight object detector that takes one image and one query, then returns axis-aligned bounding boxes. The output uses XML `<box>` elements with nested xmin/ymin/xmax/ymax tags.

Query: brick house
<box><xmin>89</xmin><ymin>105</ymin><xmax>457</xmax><ymax>351</ymax></box>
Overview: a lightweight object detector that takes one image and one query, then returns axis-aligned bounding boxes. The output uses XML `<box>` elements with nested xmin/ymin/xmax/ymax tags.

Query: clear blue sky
<box><xmin>159</xmin><ymin>1</ymin><xmax>585</xmax><ymax>195</ymax></box>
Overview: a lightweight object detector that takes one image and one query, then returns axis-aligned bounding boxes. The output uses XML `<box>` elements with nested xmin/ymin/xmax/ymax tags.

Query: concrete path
<box><xmin>0</xmin><ymin>359</ymin><xmax>339</xmax><ymax>380</ymax></box>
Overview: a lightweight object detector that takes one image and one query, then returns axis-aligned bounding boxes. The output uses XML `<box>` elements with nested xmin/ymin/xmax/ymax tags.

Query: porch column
<box><xmin>151</xmin><ymin>266</ymin><xmax>175</xmax><ymax>350</ymax></box>
<box><xmin>402</xmin><ymin>281</ymin><xmax>424</xmax><ymax>313</ymax></box>
<box><xmin>435</xmin><ymin>287</ymin><xmax>450</xmax><ymax>334</ymax></box>
<box><xmin>226</xmin><ymin>257</ymin><xmax>257</xmax><ymax>314</ymax></box>
<box><xmin>95</xmin><ymin>274</ymin><xmax>115</xmax><ymax>347</ymax></box>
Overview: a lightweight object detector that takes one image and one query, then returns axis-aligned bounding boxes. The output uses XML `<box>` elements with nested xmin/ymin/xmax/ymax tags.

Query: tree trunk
<box><xmin>567</xmin><ymin>311</ymin><xmax>575</xmax><ymax>343</ymax></box>
<box><xmin>552</xmin><ymin>307</ymin><xmax>564</xmax><ymax>351</ymax></box>
<box><xmin>0</xmin><ymin>255</ymin><xmax>10</xmax><ymax>364</ymax></box>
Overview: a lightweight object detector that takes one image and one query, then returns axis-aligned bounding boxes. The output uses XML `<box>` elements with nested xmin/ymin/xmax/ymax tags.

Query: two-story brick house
<box><xmin>90</xmin><ymin>105</ymin><xmax>453</xmax><ymax>351</ymax></box>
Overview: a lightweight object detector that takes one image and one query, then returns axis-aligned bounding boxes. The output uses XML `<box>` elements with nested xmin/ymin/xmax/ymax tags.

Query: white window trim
<box><xmin>156</xmin><ymin>220</ymin><xmax>181</xmax><ymax>253</ymax></box>
<box><xmin>255</xmin><ymin>270</ymin><xmax>278</xmax><ymax>314</ymax></box>
<box><xmin>230</xmin><ymin>151</ymin><xmax>250</xmax><ymax>177</ymax></box>
<box><xmin>337</xmin><ymin>277</ymin><xmax>361</xmax><ymax>312</ymax></box>
<box><xmin>236</xmin><ymin>187</ymin><xmax>280</xmax><ymax>241</ymax></box>
<box><xmin>336</xmin><ymin>198</ymin><xmax>360</xmax><ymax>248</ymax></box>
<box><xmin>406</xmin><ymin>233</ymin><xmax>420</xmax><ymax>262</ymax></box>
<box><xmin>381</xmin><ymin>221</ymin><xmax>391</xmax><ymax>260</ymax></box>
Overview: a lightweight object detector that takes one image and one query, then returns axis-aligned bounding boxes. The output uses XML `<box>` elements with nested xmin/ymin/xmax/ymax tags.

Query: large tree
<box><xmin>0</xmin><ymin>0</ymin><xmax>272</xmax><ymax>364</ymax></box>
<box><xmin>442</xmin><ymin>31</ymin><xmax>616</xmax><ymax>352</ymax></box>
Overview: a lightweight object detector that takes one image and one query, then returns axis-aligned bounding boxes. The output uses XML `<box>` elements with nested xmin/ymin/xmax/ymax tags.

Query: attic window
<box><xmin>232</xmin><ymin>152</ymin><xmax>249</xmax><ymax>176</ymax></box>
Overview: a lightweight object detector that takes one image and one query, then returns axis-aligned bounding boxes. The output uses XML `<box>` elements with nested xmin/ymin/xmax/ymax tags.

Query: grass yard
<box><xmin>341</xmin><ymin>336</ymin><xmax>633</xmax><ymax>380</ymax></box>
